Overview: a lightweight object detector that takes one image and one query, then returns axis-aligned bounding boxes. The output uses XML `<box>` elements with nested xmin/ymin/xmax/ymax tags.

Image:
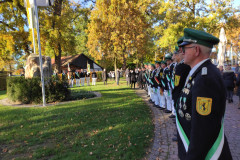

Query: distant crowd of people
<box><xmin>57</xmin><ymin>69</ymin><xmax>98</xmax><ymax>87</ymax></box>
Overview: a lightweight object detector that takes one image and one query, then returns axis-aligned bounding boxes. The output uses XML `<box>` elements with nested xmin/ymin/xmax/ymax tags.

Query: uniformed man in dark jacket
<box><xmin>176</xmin><ymin>28</ymin><xmax>232</xmax><ymax>160</ymax></box>
<box><xmin>171</xmin><ymin>40</ymin><xmax>191</xmax><ymax>117</ymax></box>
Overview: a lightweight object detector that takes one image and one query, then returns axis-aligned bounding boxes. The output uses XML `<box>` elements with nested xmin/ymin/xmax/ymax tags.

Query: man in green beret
<box><xmin>176</xmin><ymin>28</ymin><xmax>232</xmax><ymax>159</ymax></box>
<box><xmin>149</xmin><ymin>64</ymin><xmax>156</xmax><ymax>103</ymax></box>
<box><xmin>153</xmin><ymin>61</ymin><xmax>162</xmax><ymax>107</ymax></box>
<box><xmin>162</xmin><ymin>55</ymin><xmax>173</xmax><ymax>113</ymax></box>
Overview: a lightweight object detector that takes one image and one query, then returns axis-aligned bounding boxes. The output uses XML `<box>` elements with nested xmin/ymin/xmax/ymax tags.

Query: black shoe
<box><xmin>172</xmin><ymin>136</ymin><xmax>178</xmax><ymax>142</ymax></box>
<box><xmin>154</xmin><ymin>104</ymin><xmax>159</xmax><ymax>107</ymax></box>
<box><xmin>164</xmin><ymin>110</ymin><xmax>171</xmax><ymax>113</ymax></box>
<box><xmin>169</xmin><ymin>114</ymin><xmax>175</xmax><ymax>118</ymax></box>
<box><xmin>231</xmin><ymin>99</ymin><xmax>233</xmax><ymax>103</ymax></box>
<box><xmin>158</xmin><ymin>107</ymin><xmax>165</xmax><ymax>110</ymax></box>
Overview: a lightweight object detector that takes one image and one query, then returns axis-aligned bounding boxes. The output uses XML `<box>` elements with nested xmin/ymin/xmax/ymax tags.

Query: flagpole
<box><xmin>33</xmin><ymin>0</ymin><xmax>46</xmax><ymax>106</ymax></box>
<box><xmin>31</xmin><ymin>19</ymin><xmax>36</xmax><ymax>54</ymax></box>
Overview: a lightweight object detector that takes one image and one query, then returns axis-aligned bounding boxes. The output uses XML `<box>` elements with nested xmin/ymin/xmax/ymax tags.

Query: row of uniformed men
<box><xmin>146</xmin><ymin>28</ymin><xmax>233</xmax><ymax>160</ymax></box>
<box><xmin>144</xmin><ymin>40</ymin><xmax>190</xmax><ymax>118</ymax></box>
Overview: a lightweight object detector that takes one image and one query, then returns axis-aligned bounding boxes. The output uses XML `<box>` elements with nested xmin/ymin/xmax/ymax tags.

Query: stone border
<box><xmin>0</xmin><ymin>91</ymin><xmax>102</xmax><ymax>108</ymax></box>
<box><xmin>135</xmin><ymin>88</ymin><xmax>179</xmax><ymax>160</ymax></box>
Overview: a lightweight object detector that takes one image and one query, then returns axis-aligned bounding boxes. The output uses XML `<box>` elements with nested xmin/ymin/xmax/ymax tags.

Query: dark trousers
<box><xmin>131</xmin><ymin>82</ymin><xmax>136</xmax><ymax>89</ymax></box>
<box><xmin>226</xmin><ymin>90</ymin><xmax>233</xmax><ymax>100</ymax></box>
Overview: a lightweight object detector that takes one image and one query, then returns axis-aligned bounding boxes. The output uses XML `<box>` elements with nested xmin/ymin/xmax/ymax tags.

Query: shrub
<box><xmin>7</xmin><ymin>76</ymin><xmax>70</xmax><ymax>104</ymax></box>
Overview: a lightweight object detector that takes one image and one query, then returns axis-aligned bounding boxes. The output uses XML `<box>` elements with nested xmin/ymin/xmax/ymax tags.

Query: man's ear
<box><xmin>195</xmin><ymin>45</ymin><xmax>200</xmax><ymax>57</ymax></box>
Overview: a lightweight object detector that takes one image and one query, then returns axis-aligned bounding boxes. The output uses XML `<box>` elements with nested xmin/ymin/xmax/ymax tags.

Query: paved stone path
<box><xmin>136</xmin><ymin>88</ymin><xmax>240</xmax><ymax>160</ymax></box>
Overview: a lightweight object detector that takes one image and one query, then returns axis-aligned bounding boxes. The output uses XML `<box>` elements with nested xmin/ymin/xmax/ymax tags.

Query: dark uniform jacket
<box><xmin>92</xmin><ymin>72</ymin><xmax>97</xmax><ymax>78</ymax></box>
<box><xmin>172</xmin><ymin>61</ymin><xmax>191</xmax><ymax>106</ymax></box>
<box><xmin>149</xmin><ymin>69</ymin><xmax>156</xmax><ymax>87</ymax></box>
<box><xmin>80</xmin><ymin>72</ymin><xmax>85</xmax><ymax>78</ymax></box>
<box><xmin>75</xmin><ymin>72</ymin><xmax>80</xmax><ymax>79</ymax></box>
<box><xmin>130</xmin><ymin>71</ymin><xmax>137</xmax><ymax>83</ymax></box>
<box><xmin>161</xmin><ymin>67</ymin><xmax>170</xmax><ymax>90</ymax></box>
<box><xmin>154</xmin><ymin>67</ymin><xmax>161</xmax><ymax>88</ymax></box>
<box><xmin>176</xmin><ymin>59</ymin><xmax>232</xmax><ymax>160</ymax></box>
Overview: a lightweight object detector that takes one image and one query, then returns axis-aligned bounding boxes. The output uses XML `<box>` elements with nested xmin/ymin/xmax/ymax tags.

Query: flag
<box><xmin>87</xmin><ymin>62</ymin><xmax>90</xmax><ymax>73</ymax></box>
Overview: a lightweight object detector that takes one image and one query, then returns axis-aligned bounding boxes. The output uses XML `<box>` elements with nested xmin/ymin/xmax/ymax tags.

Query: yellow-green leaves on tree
<box><xmin>87</xmin><ymin>0</ymin><xmax>151</xmax><ymax>71</ymax></box>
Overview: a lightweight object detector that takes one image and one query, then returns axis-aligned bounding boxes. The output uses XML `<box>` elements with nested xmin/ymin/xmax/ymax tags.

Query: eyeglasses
<box><xmin>182</xmin><ymin>46</ymin><xmax>196</xmax><ymax>53</ymax></box>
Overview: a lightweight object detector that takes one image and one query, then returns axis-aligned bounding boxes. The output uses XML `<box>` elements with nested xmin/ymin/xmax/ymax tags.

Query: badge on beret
<box><xmin>175</xmin><ymin>75</ymin><xmax>180</xmax><ymax>86</ymax></box>
<box><xmin>196</xmin><ymin>97</ymin><xmax>212</xmax><ymax>116</ymax></box>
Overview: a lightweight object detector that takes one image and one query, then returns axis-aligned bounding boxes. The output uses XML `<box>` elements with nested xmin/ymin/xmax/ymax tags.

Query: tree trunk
<box><xmin>122</xmin><ymin>47</ymin><xmax>127</xmax><ymax>70</ymax></box>
<box><xmin>55</xmin><ymin>43</ymin><xmax>62</xmax><ymax>73</ymax></box>
<box><xmin>114</xmin><ymin>56</ymin><xmax>117</xmax><ymax>82</ymax></box>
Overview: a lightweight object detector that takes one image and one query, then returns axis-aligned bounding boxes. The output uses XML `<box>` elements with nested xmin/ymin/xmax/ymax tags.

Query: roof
<box><xmin>51</xmin><ymin>54</ymin><xmax>103</xmax><ymax>70</ymax></box>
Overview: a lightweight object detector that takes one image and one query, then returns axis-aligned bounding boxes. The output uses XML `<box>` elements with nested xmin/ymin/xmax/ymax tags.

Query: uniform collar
<box><xmin>185</xmin><ymin>58</ymin><xmax>210</xmax><ymax>86</ymax></box>
<box><xmin>189</xmin><ymin>58</ymin><xmax>210</xmax><ymax>78</ymax></box>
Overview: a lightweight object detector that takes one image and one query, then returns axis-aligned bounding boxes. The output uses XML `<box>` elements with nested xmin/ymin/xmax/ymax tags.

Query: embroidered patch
<box><xmin>175</xmin><ymin>75</ymin><xmax>180</xmax><ymax>86</ymax></box>
<box><xmin>196</xmin><ymin>97</ymin><xmax>212</xmax><ymax>116</ymax></box>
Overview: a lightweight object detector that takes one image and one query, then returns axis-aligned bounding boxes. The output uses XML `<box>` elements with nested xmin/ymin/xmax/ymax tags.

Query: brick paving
<box><xmin>136</xmin><ymin>88</ymin><xmax>240</xmax><ymax>160</ymax></box>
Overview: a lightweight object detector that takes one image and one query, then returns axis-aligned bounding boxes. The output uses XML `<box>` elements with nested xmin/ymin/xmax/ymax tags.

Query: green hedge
<box><xmin>7</xmin><ymin>77</ymin><xmax>70</xmax><ymax>104</ymax></box>
<box><xmin>0</xmin><ymin>71</ymin><xmax>7</xmax><ymax>91</ymax></box>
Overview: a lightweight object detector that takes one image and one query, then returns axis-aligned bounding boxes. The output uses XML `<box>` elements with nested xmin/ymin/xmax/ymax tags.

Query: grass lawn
<box><xmin>0</xmin><ymin>79</ymin><xmax>154</xmax><ymax>160</ymax></box>
<box><xmin>0</xmin><ymin>90</ymin><xmax>7</xmax><ymax>100</ymax></box>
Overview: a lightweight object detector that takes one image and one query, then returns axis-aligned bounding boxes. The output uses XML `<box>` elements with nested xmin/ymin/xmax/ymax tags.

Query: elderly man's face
<box><xmin>182</xmin><ymin>44</ymin><xmax>196</xmax><ymax>66</ymax></box>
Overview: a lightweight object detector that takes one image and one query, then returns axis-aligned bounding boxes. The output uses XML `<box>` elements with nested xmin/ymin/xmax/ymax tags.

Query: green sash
<box><xmin>176</xmin><ymin>114</ymin><xmax>224</xmax><ymax>160</ymax></box>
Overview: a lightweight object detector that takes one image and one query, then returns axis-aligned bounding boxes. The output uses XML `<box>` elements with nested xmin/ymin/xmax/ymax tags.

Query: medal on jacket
<box><xmin>185</xmin><ymin>113</ymin><xmax>191</xmax><ymax>121</ymax></box>
<box><xmin>179</xmin><ymin>97</ymin><xmax>182</xmax><ymax>108</ymax></box>
<box><xmin>183</xmin><ymin>97</ymin><xmax>187</xmax><ymax>110</ymax></box>
<box><xmin>178</xmin><ymin>109</ymin><xmax>184</xmax><ymax>118</ymax></box>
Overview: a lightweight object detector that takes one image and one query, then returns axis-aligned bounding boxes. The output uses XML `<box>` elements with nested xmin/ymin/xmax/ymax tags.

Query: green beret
<box><xmin>180</xmin><ymin>28</ymin><xmax>219</xmax><ymax>48</ymax></box>
<box><xmin>177</xmin><ymin>37</ymin><xmax>184</xmax><ymax>46</ymax></box>
<box><xmin>150</xmin><ymin>63</ymin><xmax>155</xmax><ymax>67</ymax></box>
<box><xmin>155</xmin><ymin>61</ymin><xmax>161</xmax><ymax>64</ymax></box>
<box><xmin>165</xmin><ymin>54</ymin><xmax>172</xmax><ymax>60</ymax></box>
<box><xmin>143</xmin><ymin>63</ymin><xmax>148</xmax><ymax>65</ymax></box>
<box><xmin>174</xmin><ymin>46</ymin><xmax>179</xmax><ymax>54</ymax></box>
<box><xmin>161</xmin><ymin>60</ymin><xmax>167</xmax><ymax>65</ymax></box>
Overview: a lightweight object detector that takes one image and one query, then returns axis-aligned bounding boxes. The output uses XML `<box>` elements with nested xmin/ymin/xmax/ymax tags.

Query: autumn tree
<box><xmin>87</xmin><ymin>0</ymin><xmax>152</xmax><ymax>80</ymax></box>
<box><xmin>153</xmin><ymin>0</ymin><xmax>238</xmax><ymax>56</ymax></box>
<box><xmin>0</xmin><ymin>0</ymin><xmax>31</xmax><ymax>71</ymax></box>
